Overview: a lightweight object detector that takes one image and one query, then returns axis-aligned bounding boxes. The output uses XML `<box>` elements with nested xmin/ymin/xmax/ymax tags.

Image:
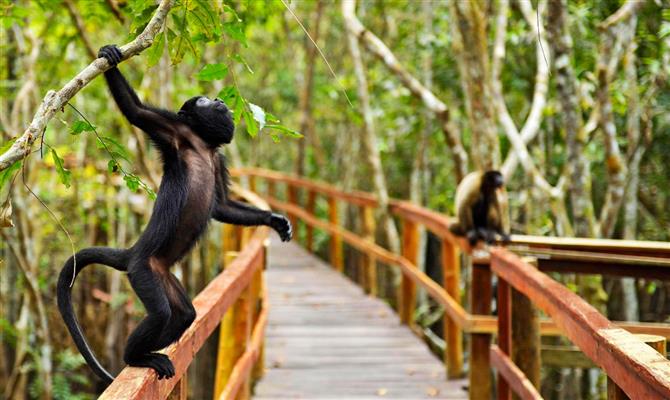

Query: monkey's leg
<box><xmin>124</xmin><ymin>265</ymin><xmax>175</xmax><ymax>379</ymax></box>
<box><xmin>154</xmin><ymin>274</ymin><xmax>196</xmax><ymax>349</ymax></box>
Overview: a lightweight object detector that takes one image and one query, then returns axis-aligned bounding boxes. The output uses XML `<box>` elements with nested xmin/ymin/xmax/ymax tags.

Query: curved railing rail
<box><xmin>232</xmin><ymin>167</ymin><xmax>670</xmax><ymax>400</ymax></box>
<box><xmin>100</xmin><ymin>185</ymin><xmax>270</xmax><ymax>400</ymax></box>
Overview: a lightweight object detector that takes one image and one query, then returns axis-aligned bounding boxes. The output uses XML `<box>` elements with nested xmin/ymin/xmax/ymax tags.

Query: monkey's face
<box><xmin>179</xmin><ymin>96</ymin><xmax>234</xmax><ymax>146</ymax></box>
<box><xmin>483</xmin><ymin>171</ymin><xmax>505</xmax><ymax>194</ymax></box>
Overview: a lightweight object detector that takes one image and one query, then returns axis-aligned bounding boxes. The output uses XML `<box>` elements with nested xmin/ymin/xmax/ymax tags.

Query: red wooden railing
<box><xmin>99</xmin><ymin>186</ymin><xmax>269</xmax><ymax>400</ymax></box>
<box><xmin>232</xmin><ymin>167</ymin><xmax>670</xmax><ymax>400</ymax></box>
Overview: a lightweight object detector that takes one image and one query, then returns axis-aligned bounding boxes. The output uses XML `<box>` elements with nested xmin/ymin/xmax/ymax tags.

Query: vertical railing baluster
<box><xmin>512</xmin><ymin>257</ymin><xmax>541</xmax><ymax>392</ymax></box>
<box><xmin>442</xmin><ymin>239</ymin><xmax>463</xmax><ymax>378</ymax></box>
<box><xmin>497</xmin><ymin>275</ymin><xmax>512</xmax><ymax>400</ymax></box>
<box><xmin>399</xmin><ymin>220</ymin><xmax>419</xmax><ymax>325</ymax></box>
<box><xmin>360</xmin><ymin>205</ymin><xmax>377</xmax><ymax>296</ymax></box>
<box><xmin>470</xmin><ymin>260</ymin><xmax>492</xmax><ymax>400</ymax></box>
<box><xmin>328</xmin><ymin>196</ymin><xmax>343</xmax><ymax>272</ymax></box>
<box><xmin>305</xmin><ymin>190</ymin><xmax>316</xmax><ymax>252</ymax></box>
<box><xmin>287</xmin><ymin>184</ymin><xmax>299</xmax><ymax>236</ymax></box>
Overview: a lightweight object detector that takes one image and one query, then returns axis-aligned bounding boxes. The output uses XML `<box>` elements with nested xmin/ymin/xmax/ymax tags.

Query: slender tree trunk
<box><xmin>296</xmin><ymin>0</ymin><xmax>324</xmax><ymax>176</ymax></box>
<box><xmin>343</xmin><ymin>0</ymin><xmax>400</xmax><ymax>253</ymax></box>
<box><xmin>449</xmin><ymin>0</ymin><xmax>500</xmax><ymax>170</ymax></box>
<box><xmin>342</xmin><ymin>0</ymin><xmax>467</xmax><ymax>181</ymax></box>
<box><xmin>546</xmin><ymin>0</ymin><xmax>596</xmax><ymax>238</ymax></box>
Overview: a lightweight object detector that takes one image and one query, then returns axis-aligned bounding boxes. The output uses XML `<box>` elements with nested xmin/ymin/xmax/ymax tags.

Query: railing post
<box><xmin>328</xmin><ymin>196</ymin><xmax>344</xmax><ymax>272</ymax></box>
<box><xmin>213</xmin><ymin>226</ymin><xmax>251</xmax><ymax>400</ymax></box>
<box><xmin>512</xmin><ymin>257</ymin><xmax>541</xmax><ymax>393</ymax></box>
<box><xmin>607</xmin><ymin>334</ymin><xmax>667</xmax><ymax>400</ymax></box>
<box><xmin>497</xmin><ymin>276</ymin><xmax>512</xmax><ymax>400</ymax></box>
<box><xmin>167</xmin><ymin>373</ymin><xmax>188</xmax><ymax>400</ymax></box>
<box><xmin>267</xmin><ymin>180</ymin><xmax>276</xmax><ymax>199</ymax></box>
<box><xmin>252</xmin><ymin>244</ymin><xmax>268</xmax><ymax>382</ymax></box>
<box><xmin>305</xmin><ymin>190</ymin><xmax>316</xmax><ymax>252</ymax></box>
<box><xmin>360</xmin><ymin>205</ymin><xmax>377</xmax><ymax>296</ymax></box>
<box><xmin>442</xmin><ymin>239</ymin><xmax>463</xmax><ymax>378</ymax></box>
<box><xmin>214</xmin><ymin>224</ymin><xmax>244</xmax><ymax>399</ymax></box>
<box><xmin>470</xmin><ymin>260</ymin><xmax>492</xmax><ymax>400</ymax></box>
<box><xmin>248</xmin><ymin>175</ymin><xmax>256</xmax><ymax>193</ymax></box>
<box><xmin>399</xmin><ymin>220</ymin><xmax>419</xmax><ymax>325</ymax></box>
<box><xmin>287</xmin><ymin>184</ymin><xmax>299</xmax><ymax>237</ymax></box>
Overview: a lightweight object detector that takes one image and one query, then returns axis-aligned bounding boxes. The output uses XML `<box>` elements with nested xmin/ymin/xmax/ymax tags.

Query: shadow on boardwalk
<box><xmin>253</xmin><ymin>235</ymin><xmax>468</xmax><ymax>400</ymax></box>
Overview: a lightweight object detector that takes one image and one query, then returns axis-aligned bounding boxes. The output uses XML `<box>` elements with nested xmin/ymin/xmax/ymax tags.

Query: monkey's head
<box><xmin>482</xmin><ymin>170</ymin><xmax>504</xmax><ymax>195</ymax></box>
<box><xmin>178</xmin><ymin>96</ymin><xmax>234</xmax><ymax>146</ymax></box>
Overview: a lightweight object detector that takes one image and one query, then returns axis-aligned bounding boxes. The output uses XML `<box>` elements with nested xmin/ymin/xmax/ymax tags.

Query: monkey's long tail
<box><xmin>57</xmin><ymin>247</ymin><xmax>129</xmax><ymax>385</ymax></box>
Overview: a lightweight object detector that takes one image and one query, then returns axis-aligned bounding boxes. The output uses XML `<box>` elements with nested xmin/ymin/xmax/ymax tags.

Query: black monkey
<box><xmin>448</xmin><ymin>170</ymin><xmax>510</xmax><ymax>246</ymax></box>
<box><xmin>57</xmin><ymin>45</ymin><xmax>292</xmax><ymax>384</ymax></box>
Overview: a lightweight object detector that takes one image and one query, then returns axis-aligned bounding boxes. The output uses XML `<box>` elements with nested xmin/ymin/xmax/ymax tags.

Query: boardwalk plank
<box><xmin>252</xmin><ymin>236</ymin><xmax>467</xmax><ymax>399</ymax></box>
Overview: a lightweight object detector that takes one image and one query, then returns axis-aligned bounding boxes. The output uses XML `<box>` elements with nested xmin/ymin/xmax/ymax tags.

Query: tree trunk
<box><xmin>296</xmin><ymin>0</ymin><xmax>324</xmax><ymax>176</ymax></box>
<box><xmin>546</xmin><ymin>0</ymin><xmax>596</xmax><ymax>238</ymax></box>
<box><xmin>343</xmin><ymin>0</ymin><xmax>400</xmax><ymax>253</ymax></box>
<box><xmin>449</xmin><ymin>0</ymin><xmax>500</xmax><ymax>170</ymax></box>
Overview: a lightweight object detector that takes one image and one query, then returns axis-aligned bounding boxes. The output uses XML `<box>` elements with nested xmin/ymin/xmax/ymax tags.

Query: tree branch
<box><xmin>341</xmin><ymin>0</ymin><xmax>468</xmax><ymax>181</ymax></box>
<box><xmin>499</xmin><ymin>0</ymin><xmax>550</xmax><ymax>180</ymax></box>
<box><xmin>490</xmin><ymin>0</ymin><xmax>558</xmax><ymax>197</ymax></box>
<box><xmin>0</xmin><ymin>0</ymin><xmax>175</xmax><ymax>172</ymax></box>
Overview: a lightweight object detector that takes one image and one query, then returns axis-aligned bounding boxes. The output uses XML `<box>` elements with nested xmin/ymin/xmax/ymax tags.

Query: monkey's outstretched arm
<box><xmin>212</xmin><ymin>201</ymin><xmax>292</xmax><ymax>242</ymax></box>
<box><xmin>98</xmin><ymin>45</ymin><xmax>177</xmax><ymax>148</ymax></box>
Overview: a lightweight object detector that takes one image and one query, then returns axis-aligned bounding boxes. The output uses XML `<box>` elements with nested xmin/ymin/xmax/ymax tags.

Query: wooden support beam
<box><xmin>512</xmin><ymin>257</ymin><xmax>541</xmax><ymax>395</ymax></box>
<box><xmin>248</xmin><ymin>175</ymin><xmax>256</xmax><ymax>193</ymax></box>
<box><xmin>442</xmin><ymin>239</ymin><xmax>463</xmax><ymax>378</ymax></box>
<box><xmin>399</xmin><ymin>220</ymin><xmax>419</xmax><ymax>325</ymax></box>
<box><xmin>470</xmin><ymin>261</ymin><xmax>492</xmax><ymax>400</ymax></box>
<box><xmin>490</xmin><ymin>346</ymin><xmax>543</xmax><ymax>400</ymax></box>
<box><xmin>267</xmin><ymin>180</ymin><xmax>276</xmax><ymax>198</ymax></box>
<box><xmin>328</xmin><ymin>196</ymin><xmax>344</xmax><ymax>272</ymax></box>
<box><xmin>166</xmin><ymin>375</ymin><xmax>187</xmax><ymax>400</ymax></box>
<box><xmin>360</xmin><ymin>205</ymin><xmax>377</xmax><ymax>296</ymax></box>
<box><xmin>305</xmin><ymin>190</ymin><xmax>317</xmax><ymax>252</ymax></box>
<box><xmin>497</xmin><ymin>277</ymin><xmax>512</xmax><ymax>400</ymax></box>
<box><xmin>287</xmin><ymin>184</ymin><xmax>299</xmax><ymax>236</ymax></box>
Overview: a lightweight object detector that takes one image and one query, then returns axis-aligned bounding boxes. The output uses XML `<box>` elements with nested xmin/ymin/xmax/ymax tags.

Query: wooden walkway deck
<box><xmin>253</xmin><ymin>236</ymin><xmax>468</xmax><ymax>399</ymax></box>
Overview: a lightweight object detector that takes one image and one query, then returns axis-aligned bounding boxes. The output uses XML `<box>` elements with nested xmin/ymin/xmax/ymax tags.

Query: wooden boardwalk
<box><xmin>253</xmin><ymin>236</ymin><xmax>468</xmax><ymax>399</ymax></box>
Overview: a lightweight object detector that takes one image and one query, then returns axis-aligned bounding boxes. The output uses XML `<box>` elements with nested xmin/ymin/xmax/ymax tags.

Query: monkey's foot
<box><xmin>127</xmin><ymin>353</ymin><xmax>175</xmax><ymax>380</ymax></box>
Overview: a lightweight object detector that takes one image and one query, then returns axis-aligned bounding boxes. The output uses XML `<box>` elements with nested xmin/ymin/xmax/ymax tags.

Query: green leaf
<box><xmin>195</xmin><ymin>63</ymin><xmax>228</xmax><ymax>81</ymax></box>
<box><xmin>107</xmin><ymin>160</ymin><xmax>119</xmax><ymax>173</ymax></box>
<box><xmin>129</xmin><ymin>2</ymin><xmax>158</xmax><ymax>37</ymax></box>
<box><xmin>218</xmin><ymin>86</ymin><xmax>244</xmax><ymax>124</ymax></box>
<box><xmin>242</xmin><ymin>110</ymin><xmax>259</xmax><ymax>137</ymax></box>
<box><xmin>248</xmin><ymin>103</ymin><xmax>266</xmax><ymax>131</ymax></box>
<box><xmin>146</xmin><ymin>30</ymin><xmax>166</xmax><ymax>68</ymax></box>
<box><xmin>0</xmin><ymin>161</ymin><xmax>21</xmax><ymax>193</ymax></box>
<box><xmin>70</xmin><ymin>120</ymin><xmax>95</xmax><ymax>135</ymax></box>
<box><xmin>51</xmin><ymin>149</ymin><xmax>72</xmax><ymax>188</ymax></box>
<box><xmin>123</xmin><ymin>174</ymin><xmax>140</xmax><ymax>192</ymax></box>
<box><xmin>96</xmin><ymin>136</ymin><xmax>130</xmax><ymax>161</ymax></box>
<box><xmin>265</xmin><ymin>124</ymin><xmax>303</xmax><ymax>138</ymax></box>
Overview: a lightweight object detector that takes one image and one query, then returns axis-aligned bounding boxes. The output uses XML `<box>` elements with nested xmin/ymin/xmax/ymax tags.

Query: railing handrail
<box><xmin>232</xmin><ymin>168</ymin><xmax>670</xmax><ymax>258</ymax></box>
<box><xmin>233</xmin><ymin>167</ymin><xmax>670</xmax><ymax>399</ymax></box>
<box><xmin>492</xmin><ymin>249</ymin><xmax>670</xmax><ymax>399</ymax></box>
<box><xmin>99</xmin><ymin>185</ymin><xmax>270</xmax><ymax>399</ymax></box>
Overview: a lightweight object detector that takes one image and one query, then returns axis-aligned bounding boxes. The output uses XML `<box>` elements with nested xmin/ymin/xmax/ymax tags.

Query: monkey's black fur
<box><xmin>57</xmin><ymin>45</ymin><xmax>292</xmax><ymax>385</ymax></box>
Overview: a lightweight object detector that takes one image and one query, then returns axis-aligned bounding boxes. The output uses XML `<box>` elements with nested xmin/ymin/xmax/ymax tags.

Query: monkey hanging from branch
<box><xmin>449</xmin><ymin>170</ymin><xmax>511</xmax><ymax>247</ymax></box>
<box><xmin>57</xmin><ymin>45</ymin><xmax>292</xmax><ymax>384</ymax></box>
